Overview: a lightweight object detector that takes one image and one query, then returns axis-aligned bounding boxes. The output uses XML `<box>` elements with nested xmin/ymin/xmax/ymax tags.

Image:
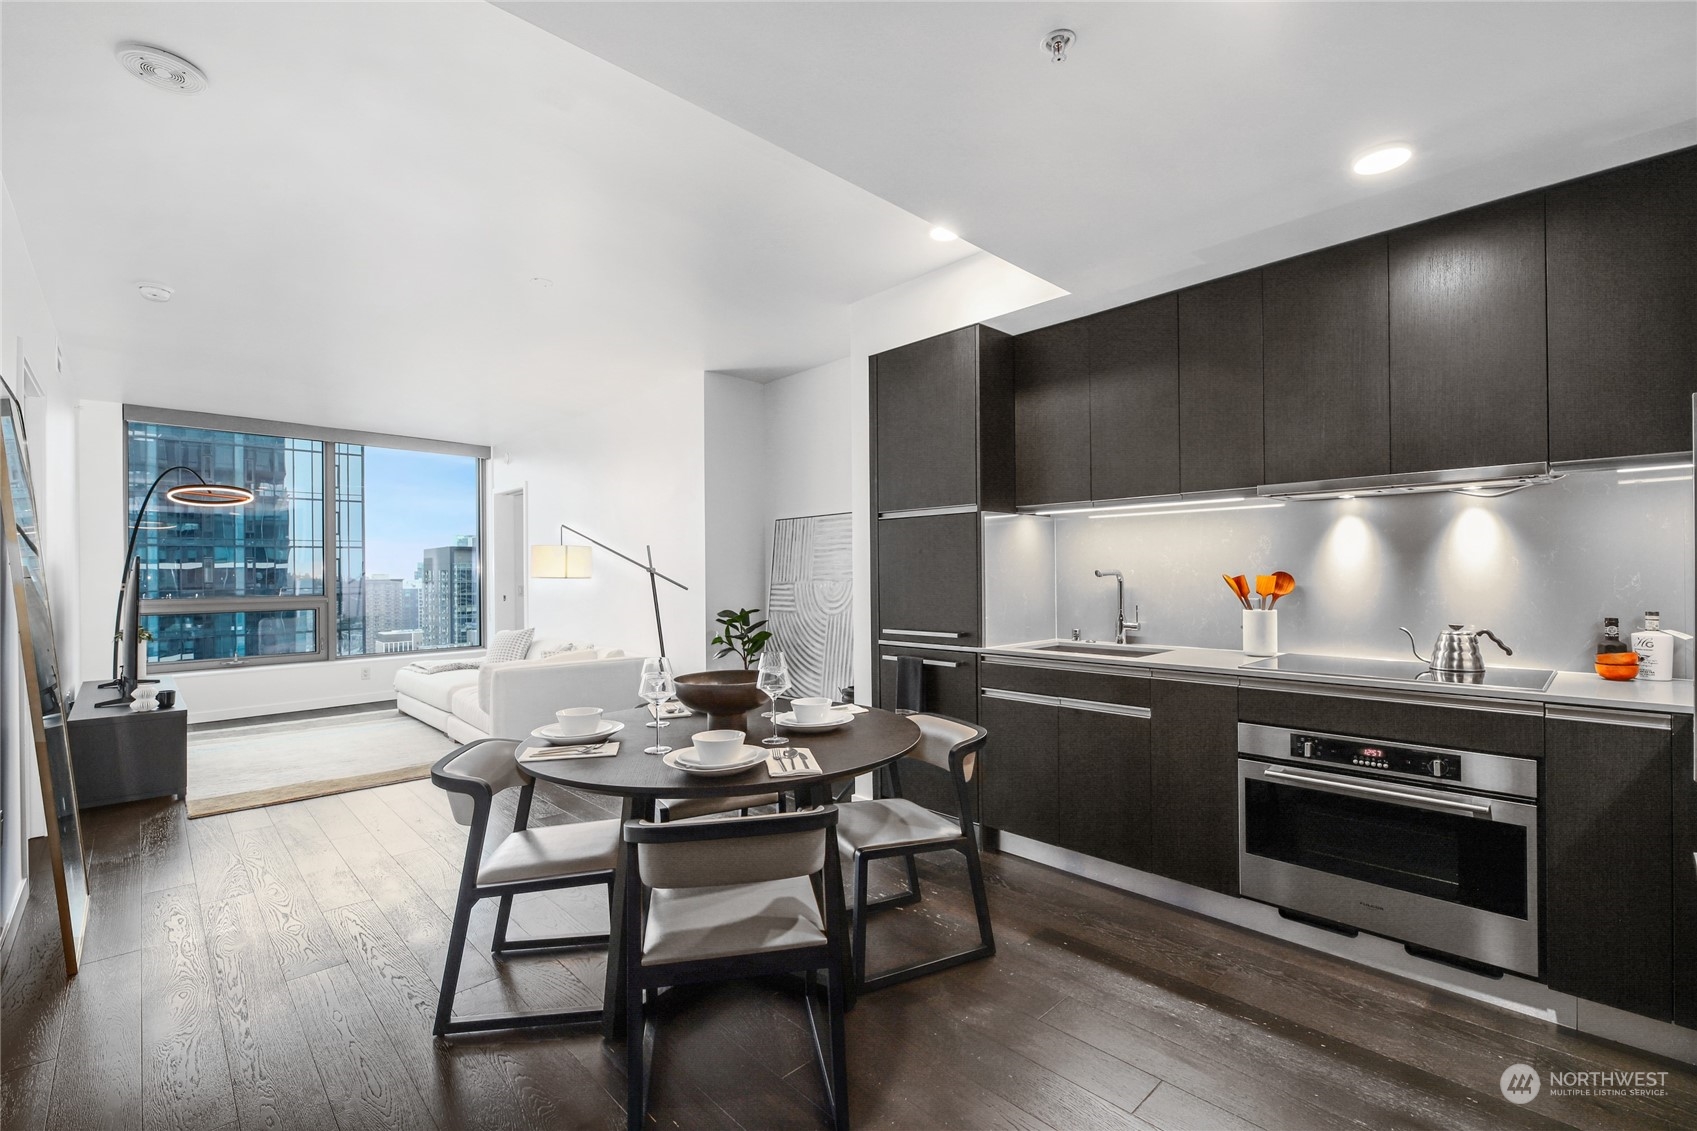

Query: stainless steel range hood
<box><xmin>1256</xmin><ymin>463</ymin><xmax>1562</xmax><ymax>501</ymax></box>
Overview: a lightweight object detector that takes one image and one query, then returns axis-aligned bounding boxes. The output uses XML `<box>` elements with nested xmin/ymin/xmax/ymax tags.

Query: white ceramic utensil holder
<box><xmin>1242</xmin><ymin>610</ymin><xmax>1278</xmax><ymax>657</ymax></box>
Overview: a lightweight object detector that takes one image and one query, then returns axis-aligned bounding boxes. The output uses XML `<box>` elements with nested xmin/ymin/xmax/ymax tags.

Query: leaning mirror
<box><xmin>0</xmin><ymin>379</ymin><xmax>88</xmax><ymax>974</ymax></box>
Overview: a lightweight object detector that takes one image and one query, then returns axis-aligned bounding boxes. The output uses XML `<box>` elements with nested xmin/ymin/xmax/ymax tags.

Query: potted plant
<box><xmin>710</xmin><ymin>608</ymin><xmax>772</xmax><ymax>669</ymax></box>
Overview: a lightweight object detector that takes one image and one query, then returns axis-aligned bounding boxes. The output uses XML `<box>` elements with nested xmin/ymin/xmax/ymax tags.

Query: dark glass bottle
<box><xmin>1599</xmin><ymin>617</ymin><xmax>1632</xmax><ymax>654</ymax></box>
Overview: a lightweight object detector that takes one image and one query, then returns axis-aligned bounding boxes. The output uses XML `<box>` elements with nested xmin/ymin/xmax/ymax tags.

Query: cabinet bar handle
<box><xmin>883</xmin><ymin>629</ymin><xmax>966</xmax><ymax>638</ymax></box>
<box><xmin>1545</xmin><ymin>704</ymin><xmax>1672</xmax><ymax>730</ymax></box>
<box><xmin>880</xmin><ymin>656</ymin><xmax>961</xmax><ymax>668</ymax></box>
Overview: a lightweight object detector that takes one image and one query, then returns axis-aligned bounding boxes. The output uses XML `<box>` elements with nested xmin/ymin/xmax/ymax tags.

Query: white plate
<box><xmin>773</xmin><ymin>708</ymin><xmax>855</xmax><ymax>731</ymax></box>
<box><xmin>532</xmin><ymin>719</ymin><xmax>625</xmax><ymax>745</ymax></box>
<box><xmin>663</xmin><ymin>746</ymin><xmax>770</xmax><ymax>776</ymax></box>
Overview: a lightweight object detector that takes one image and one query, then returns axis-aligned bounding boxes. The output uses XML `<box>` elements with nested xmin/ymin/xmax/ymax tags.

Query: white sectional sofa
<box><xmin>394</xmin><ymin>639</ymin><xmax>648</xmax><ymax>744</ymax></box>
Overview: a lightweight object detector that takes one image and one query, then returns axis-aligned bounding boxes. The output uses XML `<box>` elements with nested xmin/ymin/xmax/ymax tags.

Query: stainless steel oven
<box><xmin>1238</xmin><ymin>723</ymin><xmax>1540</xmax><ymax>976</ymax></box>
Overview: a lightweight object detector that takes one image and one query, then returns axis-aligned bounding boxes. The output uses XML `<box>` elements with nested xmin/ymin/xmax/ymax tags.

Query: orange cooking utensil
<box><xmin>1255</xmin><ymin>575</ymin><xmax>1275</xmax><ymax>609</ymax></box>
<box><xmin>1268</xmin><ymin>571</ymin><xmax>1296</xmax><ymax>608</ymax></box>
<box><xmin>1223</xmin><ymin>573</ymin><xmax>1250</xmax><ymax>609</ymax></box>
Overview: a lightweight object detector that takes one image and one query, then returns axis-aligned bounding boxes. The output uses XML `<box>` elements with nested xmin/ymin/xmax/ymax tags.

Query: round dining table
<box><xmin>517</xmin><ymin>700</ymin><xmax>921</xmax><ymax>1038</ymax></box>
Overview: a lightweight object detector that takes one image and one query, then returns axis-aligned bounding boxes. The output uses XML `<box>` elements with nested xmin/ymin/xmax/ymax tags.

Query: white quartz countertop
<box><xmin>979</xmin><ymin>640</ymin><xmax>1695</xmax><ymax>716</ymax></box>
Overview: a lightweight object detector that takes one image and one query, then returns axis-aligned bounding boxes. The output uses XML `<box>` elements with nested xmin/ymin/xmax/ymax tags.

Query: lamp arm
<box><xmin>555</xmin><ymin>523</ymin><xmax>688</xmax><ymax>590</ymax></box>
<box><xmin>106</xmin><ymin>465</ymin><xmax>208</xmax><ymax>683</ymax></box>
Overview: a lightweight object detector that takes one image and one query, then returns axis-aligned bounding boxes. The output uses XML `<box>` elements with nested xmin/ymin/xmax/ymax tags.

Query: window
<box><xmin>125</xmin><ymin>409</ymin><xmax>487</xmax><ymax>670</ymax></box>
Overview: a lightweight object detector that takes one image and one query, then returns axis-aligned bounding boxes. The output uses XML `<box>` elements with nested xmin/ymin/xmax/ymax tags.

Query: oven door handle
<box><xmin>1261</xmin><ymin>766</ymin><xmax>1494</xmax><ymax>818</ymax></box>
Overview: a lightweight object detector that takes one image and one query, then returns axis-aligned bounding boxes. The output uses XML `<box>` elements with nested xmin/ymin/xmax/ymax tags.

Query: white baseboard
<box><xmin>994</xmin><ymin>831</ymin><xmax>1696</xmax><ymax>1066</ymax></box>
<box><xmin>1</xmin><ymin>874</ymin><xmax>30</xmax><ymax>978</ymax></box>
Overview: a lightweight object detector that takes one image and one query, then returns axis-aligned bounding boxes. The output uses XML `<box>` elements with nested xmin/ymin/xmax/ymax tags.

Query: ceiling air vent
<box><xmin>115</xmin><ymin>43</ymin><xmax>208</xmax><ymax>95</ymax></box>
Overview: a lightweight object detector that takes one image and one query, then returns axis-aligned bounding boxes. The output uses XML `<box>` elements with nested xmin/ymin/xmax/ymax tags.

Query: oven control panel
<box><xmin>1290</xmin><ymin>733</ymin><xmax>1461</xmax><ymax>780</ymax></box>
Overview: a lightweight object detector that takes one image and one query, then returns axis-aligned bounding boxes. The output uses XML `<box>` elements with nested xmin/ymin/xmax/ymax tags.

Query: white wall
<box><xmin>846</xmin><ymin>252</ymin><xmax>1068</xmax><ymax>700</ymax></box>
<box><xmin>491</xmin><ymin>369</ymin><xmax>707</xmax><ymax>672</ymax></box>
<box><xmin>703</xmin><ymin>372</ymin><xmax>768</xmax><ymax>667</ymax></box>
<box><xmin>765</xmin><ymin>357</ymin><xmax>854</xmax><ymax>523</ymax></box>
<box><xmin>2</xmin><ymin>180</ymin><xmax>76</xmax><ymax>942</ymax></box>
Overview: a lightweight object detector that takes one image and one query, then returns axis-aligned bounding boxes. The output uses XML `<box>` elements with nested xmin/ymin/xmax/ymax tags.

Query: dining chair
<box><xmin>838</xmin><ymin>713</ymin><xmax>994</xmax><ymax>994</ymax></box>
<box><xmin>620</xmin><ymin>807</ymin><xmax>850</xmax><ymax>1131</ymax></box>
<box><xmin>655</xmin><ymin>790</ymin><xmax>783</xmax><ymax>822</ymax></box>
<box><xmin>429</xmin><ymin>738</ymin><xmax>617</xmax><ymax>1037</ymax></box>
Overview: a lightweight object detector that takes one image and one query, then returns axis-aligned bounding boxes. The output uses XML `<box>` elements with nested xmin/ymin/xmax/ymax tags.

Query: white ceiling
<box><xmin>0</xmin><ymin>2</ymin><xmax>976</xmax><ymax>442</ymax></box>
<box><xmin>501</xmin><ymin>1</ymin><xmax>1697</xmax><ymax>332</ymax></box>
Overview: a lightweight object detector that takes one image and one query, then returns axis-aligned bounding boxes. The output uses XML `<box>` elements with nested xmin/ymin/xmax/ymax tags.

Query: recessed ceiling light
<box><xmin>929</xmin><ymin>226</ymin><xmax>958</xmax><ymax>242</ymax></box>
<box><xmin>115</xmin><ymin>43</ymin><xmax>209</xmax><ymax>95</ymax></box>
<box><xmin>137</xmin><ymin>283</ymin><xmax>174</xmax><ymax>303</ymax></box>
<box><xmin>1352</xmin><ymin>144</ymin><xmax>1413</xmax><ymax>176</ymax></box>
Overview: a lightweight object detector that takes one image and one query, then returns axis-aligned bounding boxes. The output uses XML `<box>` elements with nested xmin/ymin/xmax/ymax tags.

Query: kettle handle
<box><xmin>1478</xmin><ymin>629</ymin><xmax>1513</xmax><ymax>656</ymax></box>
<box><xmin>1398</xmin><ymin>627</ymin><xmax>1428</xmax><ymax>664</ymax></box>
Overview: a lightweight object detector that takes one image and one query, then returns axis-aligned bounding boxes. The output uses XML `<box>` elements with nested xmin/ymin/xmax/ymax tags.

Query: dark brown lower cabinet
<box><xmin>978</xmin><ymin>693</ymin><xmax>1060</xmax><ymax>845</ymax></box>
<box><xmin>1674</xmin><ymin>717</ymin><xmax>1697</xmax><ymax>1030</ymax></box>
<box><xmin>1058</xmin><ymin>705</ymin><xmax>1150</xmax><ymax>871</ymax></box>
<box><xmin>1544</xmin><ymin>711</ymin><xmax>1675</xmax><ymax>1021</ymax></box>
<box><xmin>1149</xmin><ymin>677</ymin><xmax>1240</xmax><ymax>895</ymax></box>
<box><xmin>875</xmin><ymin>646</ymin><xmax>978</xmax><ymax>819</ymax></box>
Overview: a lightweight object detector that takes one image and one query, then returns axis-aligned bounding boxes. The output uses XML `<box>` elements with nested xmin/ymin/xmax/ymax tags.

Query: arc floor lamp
<box><xmin>531</xmin><ymin>522</ymin><xmax>687</xmax><ymax>658</ymax></box>
<box><xmin>101</xmin><ymin>464</ymin><xmax>255</xmax><ymax>687</ymax></box>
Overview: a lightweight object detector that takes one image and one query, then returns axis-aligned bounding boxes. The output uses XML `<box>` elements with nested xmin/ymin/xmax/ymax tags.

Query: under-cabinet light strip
<box><xmin>1036</xmin><ymin>495</ymin><xmax>1247</xmax><ymax>517</ymax></box>
<box><xmin>1088</xmin><ymin>501</ymin><xmax>1286</xmax><ymax>520</ymax></box>
<box><xmin>1617</xmin><ymin>463</ymin><xmax>1694</xmax><ymax>474</ymax></box>
<box><xmin>1618</xmin><ymin>474</ymin><xmax>1694</xmax><ymax>485</ymax></box>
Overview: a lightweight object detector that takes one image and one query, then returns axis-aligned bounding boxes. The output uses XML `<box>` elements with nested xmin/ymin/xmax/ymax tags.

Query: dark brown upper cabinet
<box><xmin>1547</xmin><ymin>147</ymin><xmax>1697</xmax><ymax>462</ymax></box>
<box><xmin>1389</xmin><ymin>195</ymin><xmax>1549</xmax><ymax>473</ymax></box>
<box><xmin>1263</xmin><ymin>236</ymin><xmax>1392</xmax><ymax>484</ymax></box>
<box><xmin>1013</xmin><ymin>318</ymin><xmax>1092</xmax><ymax>507</ymax></box>
<box><xmin>1090</xmin><ymin>295</ymin><xmax>1181</xmax><ymax>500</ymax></box>
<box><xmin>1179</xmin><ymin>271</ymin><xmax>1264</xmax><ymax>492</ymax></box>
<box><xmin>875</xmin><ymin>511</ymin><xmax>981</xmax><ymax>647</ymax></box>
<box><xmin>872</xmin><ymin>325</ymin><xmax>1013</xmax><ymax>513</ymax></box>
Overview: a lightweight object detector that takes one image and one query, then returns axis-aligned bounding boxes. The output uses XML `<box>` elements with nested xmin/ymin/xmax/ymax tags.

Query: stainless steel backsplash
<box><xmin>984</xmin><ymin>466</ymin><xmax>1694</xmax><ymax>678</ymax></box>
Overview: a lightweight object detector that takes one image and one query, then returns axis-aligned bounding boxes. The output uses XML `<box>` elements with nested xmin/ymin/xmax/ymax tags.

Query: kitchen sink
<box><xmin>1031</xmin><ymin>643</ymin><xmax>1169</xmax><ymax>659</ymax></box>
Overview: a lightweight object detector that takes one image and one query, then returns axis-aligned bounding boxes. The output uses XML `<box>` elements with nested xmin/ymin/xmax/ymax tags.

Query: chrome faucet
<box><xmin>1093</xmin><ymin>569</ymin><xmax>1141</xmax><ymax>644</ymax></box>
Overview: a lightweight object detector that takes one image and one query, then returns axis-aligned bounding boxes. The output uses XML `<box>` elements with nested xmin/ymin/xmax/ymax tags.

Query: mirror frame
<box><xmin>0</xmin><ymin>380</ymin><xmax>87</xmax><ymax>975</ymax></box>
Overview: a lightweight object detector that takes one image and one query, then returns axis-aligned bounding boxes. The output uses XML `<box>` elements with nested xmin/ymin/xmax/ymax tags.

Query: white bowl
<box><xmin>790</xmin><ymin>696</ymin><xmax>835</xmax><ymax>724</ymax></box>
<box><xmin>690</xmin><ymin>729</ymin><xmax>746</xmax><ymax>766</ymax></box>
<box><xmin>554</xmin><ymin>706</ymin><xmax>604</xmax><ymax>737</ymax></box>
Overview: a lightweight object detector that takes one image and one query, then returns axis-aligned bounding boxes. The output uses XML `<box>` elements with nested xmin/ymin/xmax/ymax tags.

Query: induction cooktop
<box><xmin>1239</xmin><ymin>652</ymin><xmax>1556</xmax><ymax>692</ymax></box>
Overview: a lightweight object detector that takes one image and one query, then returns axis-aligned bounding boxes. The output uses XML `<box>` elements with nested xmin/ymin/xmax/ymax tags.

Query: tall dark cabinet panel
<box><xmin>1013</xmin><ymin>319</ymin><xmax>1093</xmax><ymax>507</ymax></box>
<box><xmin>1057</xmin><ymin>707</ymin><xmax>1151</xmax><ymax>871</ymax></box>
<box><xmin>1090</xmin><ymin>296</ymin><xmax>1181</xmax><ymax>500</ymax></box>
<box><xmin>873</xmin><ymin>325</ymin><xmax>1013</xmax><ymax>513</ymax></box>
<box><xmin>1545</xmin><ymin>714</ymin><xmax>1674</xmax><ymax>1021</ymax></box>
<box><xmin>877</xmin><ymin>646</ymin><xmax>979</xmax><ymax>819</ymax></box>
<box><xmin>875</xmin><ymin>512</ymin><xmax>980</xmax><ymax>647</ymax></box>
<box><xmin>1179</xmin><ymin>272</ymin><xmax>1264</xmax><ymax>492</ymax></box>
<box><xmin>1547</xmin><ymin>147</ymin><xmax>1697</xmax><ymax>461</ymax></box>
<box><xmin>1388</xmin><ymin>195</ymin><xmax>1548</xmax><ymax>472</ymax></box>
<box><xmin>977</xmin><ymin>694</ymin><xmax>1059</xmax><ymax>844</ymax></box>
<box><xmin>1263</xmin><ymin>236</ymin><xmax>1392</xmax><ymax>484</ymax></box>
<box><xmin>1149</xmin><ymin>677</ymin><xmax>1239</xmax><ymax>895</ymax></box>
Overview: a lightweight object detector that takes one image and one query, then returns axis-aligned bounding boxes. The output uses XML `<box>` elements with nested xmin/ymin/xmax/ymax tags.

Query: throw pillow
<box><xmin>540</xmin><ymin>643</ymin><xmax>579</xmax><ymax>658</ymax></box>
<box><xmin>485</xmin><ymin>627</ymin><xmax>535</xmax><ymax>665</ymax></box>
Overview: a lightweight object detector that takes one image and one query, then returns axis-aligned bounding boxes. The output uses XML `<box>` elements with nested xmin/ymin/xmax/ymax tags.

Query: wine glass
<box><xmin>757</xmin><ymin>648</ymin><xmax>790</xmax><ymax>747</ymax></box>
<box><xmin>641</xmin><ymin>657</ymin><xmax>674</xmax><ymax>729</ymax></box>
<box><xmin>638</xmin><ymin>670</ymin><xmax>674</xmax><ymax>755</ymax></box>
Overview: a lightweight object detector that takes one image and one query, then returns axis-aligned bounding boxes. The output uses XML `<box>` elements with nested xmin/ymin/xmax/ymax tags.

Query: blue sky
<box><xmin>360</xmin><ymin>447</ymin><xmax>479</xmax><ymax>580</ymax></box>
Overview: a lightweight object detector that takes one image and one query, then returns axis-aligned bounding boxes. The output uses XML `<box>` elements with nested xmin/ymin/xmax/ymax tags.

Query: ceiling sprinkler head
<box><xmin>1044</xmin><ymin>28</ymin><xmax>1075</xmax><ymax>64</ymax></box>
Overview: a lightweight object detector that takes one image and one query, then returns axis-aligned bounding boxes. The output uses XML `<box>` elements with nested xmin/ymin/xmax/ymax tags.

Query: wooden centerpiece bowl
<box><xmin>673</xmin><ymin>670</ymin><xmax>766</xmax><ymax>729</ymax></box>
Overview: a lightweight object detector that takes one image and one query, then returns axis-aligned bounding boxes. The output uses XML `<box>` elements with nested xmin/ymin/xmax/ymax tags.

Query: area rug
<box><xmin>186</xmin><ymin>708</ymin><xmax>456</xmax><ymax>818</ymax></box>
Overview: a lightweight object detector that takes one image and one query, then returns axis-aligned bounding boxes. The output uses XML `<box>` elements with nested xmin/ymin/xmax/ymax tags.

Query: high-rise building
<box><xmin>418</xmin><ymin>537</ymin><xmax>479</xmax><ymax>648</ymax></box>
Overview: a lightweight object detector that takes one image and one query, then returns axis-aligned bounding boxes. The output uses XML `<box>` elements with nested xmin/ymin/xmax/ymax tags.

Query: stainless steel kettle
<box><xmin>1399</xmin><ymin>624</ymin><xmax>1514</xmax><ymax>673</ymax></box>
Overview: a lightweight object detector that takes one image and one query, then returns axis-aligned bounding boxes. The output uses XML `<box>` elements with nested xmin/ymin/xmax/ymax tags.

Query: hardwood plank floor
<box><xmin>5</xmin><ymin>782</ymin><xmax>1693</xmax><ymax>1131</ymax></box>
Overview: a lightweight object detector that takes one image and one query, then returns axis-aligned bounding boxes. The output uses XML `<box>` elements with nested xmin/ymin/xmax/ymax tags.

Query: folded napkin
<box><xmin>520</xmin><ymin>741</ymin><xmax>620</xmax><ymax>763</ymax></box>
<box><xmin>765</xmin><ymin>747</ymin><xmax>819</xmax><ymax>778</ymax></box>
<box><xmin>842</xmin><ymin>704</ymin><xmax>868</xmax><ymax>714</ymax></box>
<box><xmin>648</xmin><ymin>702</ymin><xmax>691</xmax><ymax>719</ymax></box>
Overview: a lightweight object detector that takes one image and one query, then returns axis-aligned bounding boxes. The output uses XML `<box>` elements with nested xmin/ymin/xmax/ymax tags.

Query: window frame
<box><xmin>124</xmin><ymin>405</ymin><xmax>490</xmax><ymax>673</ymax></box>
